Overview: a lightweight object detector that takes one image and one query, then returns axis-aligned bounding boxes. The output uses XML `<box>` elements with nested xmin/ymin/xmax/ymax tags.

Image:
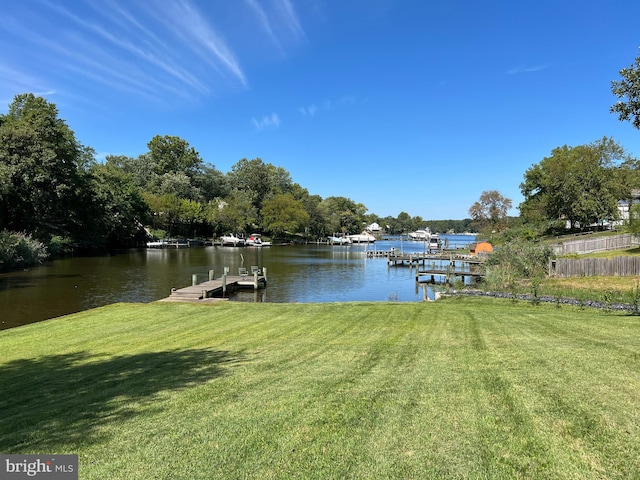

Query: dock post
<box><xmin>263</xmin><ymin>267</ymin><xmax>267</xmax><ymax>284</ymax></box>
<box><xmin>192</xmin><ymin>274</ymin><xmax>198</xmax><ymax>286</ymax></box>
<box><xmin>253</xmin><ymin>270</ymin><xmax>258</xmax><ymax>289</ymax></box>
<box><xmin>222</xmin><ymin>273</ymin><xmax>227</xmax><ymax>296</ymax></box>
<box><xmin>209</xmin><ymin>269</ymin><xmax>214</xmax><ymax>281</ymax></box>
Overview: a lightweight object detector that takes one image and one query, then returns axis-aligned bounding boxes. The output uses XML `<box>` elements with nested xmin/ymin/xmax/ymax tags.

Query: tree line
<box><xmin>0</xmin><ymin>93</ymin><xmax>469</xmax><ymax>266</ymax></box>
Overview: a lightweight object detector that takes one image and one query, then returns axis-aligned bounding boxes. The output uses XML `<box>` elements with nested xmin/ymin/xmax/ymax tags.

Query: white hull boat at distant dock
<box><xmin>246</xmin><ymin>234</ymin><xmax>271</xmax><ymax>247</ymax></box>
<box><xmin>220</xmin><ymin>234</ymin><xmax>245</xmax><ymax>246</ymax></box>
<box><xmin>408</xmin><ymin>228</ymin><xmax>431</xmax><ymax>241</ymax></box>
<box><xmin>347</xmin><ymin>231</ymin><xmax>376</xmax><ymax>243</ymax></box>
<box><xmin>328</xmin><ymin>234</ymin><xmax>352</xmax><ymax>245</ymax></box>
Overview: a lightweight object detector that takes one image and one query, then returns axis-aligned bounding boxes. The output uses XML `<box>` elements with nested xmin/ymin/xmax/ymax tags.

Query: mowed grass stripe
<box><xmin>0</xmin><ymin>298</ymin><xmax>638</xmax><ymax>479</ymax></box>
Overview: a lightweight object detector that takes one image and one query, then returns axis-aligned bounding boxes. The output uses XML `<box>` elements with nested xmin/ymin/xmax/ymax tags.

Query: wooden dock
<box><xmin>158</xmin><ymin>268</ymin><xmax>267</xmax><ymax>303</ymax></box>
<box><xmin>364</xmin><ymin>250</ymin><xmax>485</xmax><ymax>284</ymax></box>
<box><xmin>415</xmin><ymin>268</ymin><xmax>484</xmax><ymax>284</ymax></box>
<box><xmin>379</xmin><ymin>251</ymin><xmax>483</xmax><ymax>268</ymax></box>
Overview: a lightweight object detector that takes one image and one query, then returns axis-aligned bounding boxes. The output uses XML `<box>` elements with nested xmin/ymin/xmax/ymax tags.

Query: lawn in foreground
<box><xmin>0</xmin><ymin>298</ymin><xmax>638</xmax><ymax>479</ymax></box>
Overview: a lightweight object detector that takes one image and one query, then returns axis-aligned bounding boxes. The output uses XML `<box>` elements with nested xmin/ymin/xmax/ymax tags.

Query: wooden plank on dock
<box><xmin>158</xmin><ymin>274</ymin><xmax>266</xmax><ymax>303</ymax></box>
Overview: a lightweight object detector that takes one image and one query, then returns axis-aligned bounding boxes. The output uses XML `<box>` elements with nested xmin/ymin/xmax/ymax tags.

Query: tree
<box><xmin>611</xmin><ymin>49</ymin><xmax>640</xmax><ymax>129</ymax></box>
<box><xmin>226</xmin><ymin>158</ymin><xmax>293</xmax><ymax>211</ymax></box>
<box><xmin>106</xmin><ymin>154</ymin><xmax>156</xmax><ymax>190</ymax></box>
<box><xmin>395</xmin><ymin>212</ymin><xmax>412</xmax><ymax>233</ymax></box>
<box><xmin>261</xmin><ymin>193</ymin><xmax>309</xmax><ymax>238</ymax></box>
<box><xmin>468</xmin><ymin>190</ymin><xmax>512</xmax><ymax>232</ymax></box>
<box><xmin>147</xmin><ymin>134</ymin><xmax>202</xmax><ymax>177</ymax></box>
<box><xmin>208</xmin><ymin>190</ymin><xmax>257</xmax><ymax>235</ymax></box>
<box><xmin>88</xmin><ymin>163</ymin><xmax>150</xmax><ymax>247</ymax></box>
<box><xmin>317</xmin><ymin>196</ymin><xmax>367</xmax><ymax>234</ymax></box>
<box><xmin>193</xmin><ymin>164</ymin><xmax>228</xmax><ymax>202</ymax></box>
<box><xmin>629</xmin><ymin>203</ymin><xmax>640</xmax><ymax>235</ymax></box>
<box><xmin>520</xmin><ymin>137</ymin><xmax>633</xmax><ymax>228</ymax></box>
<box><xmin>0</xmin><ymin>93</ymin><xmax>87</xmax><ymax>240</ymax></box>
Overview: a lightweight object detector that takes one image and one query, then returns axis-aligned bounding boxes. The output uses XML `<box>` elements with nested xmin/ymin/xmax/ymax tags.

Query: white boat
<box><xmin>220</xmin><ymin>234</ymin><xmax>245</xmax><ymax>246</ymax></box>
<box><xmin>408</xmin><ymin>228</ymin><xmax>431</xmax><ymax>241</ymax></box>
<box><xmin>246</xmin><ymin>234</ymin><xmax>271</xmax><ymax>247</ymax></box>
<box><xmin>328</xmin><ymin>234</ymin><xmax>352</xmax><ymax>245</ymax></box>
<box><xmin>347</xmin><ymin>231</ymin><xmax>376</xmax><ymax>243</ymax></box>
<box><xmin>429</xmin><ymin>234</ymin><xmax>442</xmax><ymax>250</ymax></box>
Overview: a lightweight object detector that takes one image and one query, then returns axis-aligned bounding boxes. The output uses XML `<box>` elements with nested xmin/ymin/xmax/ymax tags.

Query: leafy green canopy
<box><xmin>0</xmin><ymin>94</ymin><xmax>85</xmax><ymax>239</ymax></box>
<box><xmin>0</xmin><ymin>94</ymin><xmax>150</xmax><ymax>250</ymax></box>
<box><xmin>611</xmin><ymin>49</ymin><xmax>640</xmax><ymax>129</ymax></box>
<box><xmin>519</xmin><ymin>137</ymin><xmax>637</xmax><ymax>229</ymax></box>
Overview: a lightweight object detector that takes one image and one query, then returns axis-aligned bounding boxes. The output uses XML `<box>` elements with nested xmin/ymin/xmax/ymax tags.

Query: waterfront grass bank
<box><xmin>1</xmin><ymin>299</ymin><xmax>638</xmax><ymax>479</ymax></box>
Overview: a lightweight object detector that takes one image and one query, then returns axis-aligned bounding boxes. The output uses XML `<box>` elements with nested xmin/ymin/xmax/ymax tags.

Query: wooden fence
<box><xmin>551</xmin><ymin>256</ymin><xmax>640</xmax><ymax>277</ymax></box>
<box><xmin>551</xmin><ymin>233</ymin><xmax>635</xmax><ymax>255</ymax></box>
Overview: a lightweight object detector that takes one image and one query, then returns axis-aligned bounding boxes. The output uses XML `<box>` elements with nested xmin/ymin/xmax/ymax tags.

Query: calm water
<box><xmin>0</xmin><ymin>235</ymin><xmax>475</xmax><ymax>330</ymax></box>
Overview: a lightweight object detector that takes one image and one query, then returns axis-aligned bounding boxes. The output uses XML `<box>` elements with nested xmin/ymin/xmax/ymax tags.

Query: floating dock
<box><xmin>158</xmin><ymin>268</ymin><xmax>267</xmax><ymax>303</ymax></box>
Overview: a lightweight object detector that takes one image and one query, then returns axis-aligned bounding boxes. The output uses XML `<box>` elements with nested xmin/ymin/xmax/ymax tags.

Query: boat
<box><xmin>328</xmin><ymin>234</ymin><xmax>352</xmax><ymax>245</ymax></box>
<box><xmin>429</xmin><ymin>234</ymin><xmax>442</xmax><ymax>251</ymax></box>
<box><xmin>347</xmin><ymin>231</ymin><xmax>376</xmax><ymax>243</ymax></box>
<box><xmin>220</xmin><ymin>234</ymin><xmax>245</xmax><ymax>246</ymax></box>
<box><xmin>408</xmin><ymin>228</ymin><xmax>431</xmax><ymax>241</ymax></box>
<box><xmin>246</xmin><ymin>234</ymin><xmax>271</xmax><ymax>247</ymax></box>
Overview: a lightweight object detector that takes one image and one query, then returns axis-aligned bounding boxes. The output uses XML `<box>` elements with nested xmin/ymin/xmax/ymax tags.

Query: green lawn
<box><xmin>1</xmin><ymin>299</ymin><xmax>639</xmax><ymax>479</ymax></box>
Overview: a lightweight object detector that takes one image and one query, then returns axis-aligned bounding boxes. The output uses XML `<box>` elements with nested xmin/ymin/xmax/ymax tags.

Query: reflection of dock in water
<box><xmin>158</xmin><ymin>268</ymin><xmax>267</xmax><ymax>303</ymax></box>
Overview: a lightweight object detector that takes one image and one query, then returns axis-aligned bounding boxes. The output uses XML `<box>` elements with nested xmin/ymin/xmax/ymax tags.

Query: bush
<box><xmin>482</xmin><ymin>239</ymin><xmax>554</xmax><ymax>291</ymax></box>
<box><xmin>0</xmin><ymin>231</ymin><xmax>49</xmax><ymax>272</ymax></box>
<box><xmin>48</xmin><ymin>236</ymin><xmax>75</xmax><ymax>256</ymax></box>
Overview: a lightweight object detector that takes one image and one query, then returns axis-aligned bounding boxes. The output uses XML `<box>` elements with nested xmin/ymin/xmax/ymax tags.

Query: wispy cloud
<box><xmin>146</xmin><ymin>0</ymin><xmax>247</xmax><ymax>87</ymax></box>
<box><xmin>299</xmin><ymin>104</ymin><xmax>318</xmax><ymax>117</ymax></box>
<box><xmin>0</xmin><ymin>0</ymin><xmax>309</xmax><ymax>109</ymax></box>
<box><xmin>298</xmin><ymin>96</ymin><xmax>356</xmax><ymax>117</ymax></box>
<box><xmin>252</xmin><ymin>112</ymin><xmax>280</xmax><ymax>130</ymax></box>
<box><xmin>507</xmin><ymin>64</ymin><xmax>549</xmax><ymax>75</ymax></box>
<box><xmin>245</xmin><ymin>0</ymin><xmax>305</xmax><ymax>52</ymax></box>
<box><xmin>0</xmin><ymin>64</ymin><xmax>55</xmax><ymax>104</ymax></box>
<box><xmin>245</xmin><ymin>0</ymin><xmax>283</xmax><ymax>52</ymax></box>
<box><xmin>0</xmin><ymin>0</ymin><xmax>250</xmax><ymax>106</ymax></box>
<box><xmin>276</xmin><ymin>0</ymin><xmax>305</xmax><ymax>38</ymax></box>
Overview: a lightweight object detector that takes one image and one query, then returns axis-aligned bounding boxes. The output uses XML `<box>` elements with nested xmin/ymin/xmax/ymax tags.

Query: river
<box><xmin>0</xmin><ymin>235</ymin><xmax>476</xmax><ymax>330</ymax></box>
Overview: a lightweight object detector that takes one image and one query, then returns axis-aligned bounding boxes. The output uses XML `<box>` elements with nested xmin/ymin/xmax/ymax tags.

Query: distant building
<box><xmin>367</xmin><ymin>222</ymin><xmax>381</xmax><ymax>232</ymax></box>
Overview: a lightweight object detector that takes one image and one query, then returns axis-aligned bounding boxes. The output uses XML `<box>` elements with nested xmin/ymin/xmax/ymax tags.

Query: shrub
<box><xmin>482</xmin><ymin>239</ymin><xmax>554</xmax><ymax>291</ymax></box>
<box><xmin>48</xmin><ymin>236</ymin><xmax>75</xmax><ymax>256</ymax></box>
<box><xmin>0</xmin><ymin>231</ymin><xmax>49</xmax><ymax>271</ymax></box>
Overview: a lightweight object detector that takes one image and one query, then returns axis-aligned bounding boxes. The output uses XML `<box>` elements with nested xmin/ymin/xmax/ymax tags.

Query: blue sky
<box><xmin>2</xmin><ymin>0</ymin><xmax>640</xmax><ymax>220</ymax></box>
